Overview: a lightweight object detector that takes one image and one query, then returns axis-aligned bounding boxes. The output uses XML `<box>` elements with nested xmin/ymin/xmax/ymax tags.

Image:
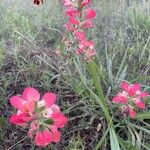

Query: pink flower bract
<box><xmin>74</xmin><ymin>31</ymin><xmax>86</xmax><ymax>40</ymax></box>
<box><xmin>34</xmin><ymin>129</ymin><xmax>52</xmax><ymax>147</ymax></box>
<box><xmin>81</xmin><ymin>0</ymin><xmax>91</xmax><ymax>7</ymax></box>
<box><xmin>85</xmin><ymin>8</ymin><xmax>96</xmax><ymax>19</ymax></box>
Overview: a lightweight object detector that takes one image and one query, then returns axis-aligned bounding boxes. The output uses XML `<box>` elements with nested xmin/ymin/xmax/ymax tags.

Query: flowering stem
<box><xmin>87</xmin><ymin>60</ymin><xmax>108</xmax><ymax>108</ymax></box>
<box><xmin>74</xmin><ymin>58</ymin><xmax>111</xmax><ymax>122</ymax></box>
<box><xmin>86</xmin><ymin>60</ymin><xmax>111</xmax><ymax>122</ymax></box>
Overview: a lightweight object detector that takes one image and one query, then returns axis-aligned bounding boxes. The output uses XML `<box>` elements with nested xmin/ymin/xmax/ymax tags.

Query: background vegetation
<box><xmin>0</xmin><ymin>0</ymin><xmax>150</xmax><ymax>149</ymax></box>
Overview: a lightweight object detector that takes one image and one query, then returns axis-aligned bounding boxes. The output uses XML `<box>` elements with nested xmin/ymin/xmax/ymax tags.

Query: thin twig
<box><xmin>7</xmin><ymin>136</ymin><xmax>28</xmax><ymax>150</ymax></box>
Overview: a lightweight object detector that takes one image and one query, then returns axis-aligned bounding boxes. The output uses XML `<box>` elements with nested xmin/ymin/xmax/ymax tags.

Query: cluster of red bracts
<box><xmin>10</xmin><ymin>87</ymin><xmax>67</xmax><ymax>147</ymax></box>
<box><xmin>112</xmin><ymin>81</ymin><xmax>149</xmax><ymax>118</ymax></box>
<box><xmin>63</xmin><ymin>0</ymin><xmax>96</xmax><ymax>61</ymax></box>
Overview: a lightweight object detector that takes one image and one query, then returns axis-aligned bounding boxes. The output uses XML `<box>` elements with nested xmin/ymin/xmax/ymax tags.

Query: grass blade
<box><xmin>136</xmin><ymin>112</ymin><xmax>150</xmax><ymax>120</ymax></box>
<box><xmin>110</xmin><ymin>127</ymin><xmax>121</xmax><ymax>150</ymax></box>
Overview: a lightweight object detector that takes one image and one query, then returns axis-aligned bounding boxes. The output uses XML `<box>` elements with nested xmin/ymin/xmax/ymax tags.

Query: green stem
<box><xmin>87</xmin><ymin>60</ymin><xmax>108</xmax><ymax>108</ymax></box>
<box><xmin>74</xmin><ymin>58</ymin><xmax>111</xmax><ymax>122</ymax></box>
<box><xmin>74</xmin><ymin>58</ymin><xmax>121</xmax><ymax>149</ymax></box>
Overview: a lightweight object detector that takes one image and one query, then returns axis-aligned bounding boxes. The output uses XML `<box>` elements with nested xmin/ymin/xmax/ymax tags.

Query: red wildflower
<box><xmin>112</xmin><ymin>81</ymin><xmax>149</xmax><ymax>118</ymax></box>
<box><xmin>63</xmin><ymin>0</ymin><xmax>96</xmax><ymax>60</ymax></box>
<box><xmin>10</xmin><ymin>87</ymin><xmax>68</xmax><ymax>147</ymax></box>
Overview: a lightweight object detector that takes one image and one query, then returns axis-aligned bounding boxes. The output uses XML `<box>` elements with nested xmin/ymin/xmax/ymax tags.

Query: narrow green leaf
<box><xmin>87</xmin><ymin>61</ymin><xmax>107</xmax><ymax>107</ymax></box>
<box><xmin>136</xmin><ymin>112</ymin><xmax>150</xmax><ymax>120</ymax></box>
<box><xmin>0</xmin><ymin>117</ymin><xmax>5</xmax><ymax>126</ymax></box>
<box><xmin>141</xmin><ymin>143</ymin><xmax>150</xmax><ymax>150</ymax></box>
<box><xmin>128</xmin><ymin>126</ymin><xmax>136</xmax><ymax>146</ymax></box>
<box><xmin>96</xmin><ymin>117</ymin><xmax>113</xmax><ymax>150</ymax></box>
<box><xmin>119</xmin><ymin>137</ymin><xmax>139</xmax><ymax>150</ymax></box>
<box><xmin>74</xmin><ymin>58</ymin><xmax>111</xmax><ymax>122</ymax></box>
<box><xmin>128</xmin><ymin>122</ymin><xmax>150</xmax><ymax>134</ymax></box>
<box><xmin>110</xmin><ymin>127</ymin><xmax>121</xmax><ymax>150</ymax></box>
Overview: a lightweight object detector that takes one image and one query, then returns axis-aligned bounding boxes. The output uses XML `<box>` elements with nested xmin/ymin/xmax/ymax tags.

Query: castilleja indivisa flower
<box><xmin>112</xmin><ymin>81</ymin><xmax>149</xmax><ymax>118</ymax></box>
<box><xmin>63</xmin><ymin>0</ymin><xmax>96</xmax><ymax>61</ymax></box>
<box><xmin>10</xmin><ymin>87</ymin><xmax>68</xmax><ymax>147</ymax></box>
